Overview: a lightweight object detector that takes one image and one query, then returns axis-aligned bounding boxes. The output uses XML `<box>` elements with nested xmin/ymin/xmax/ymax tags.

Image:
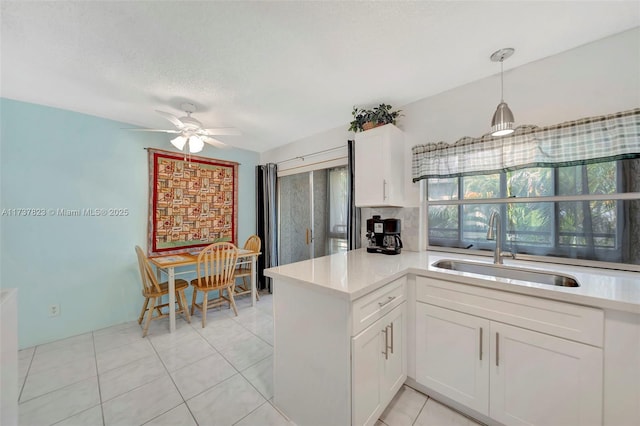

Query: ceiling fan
<box><xmin>132</xmin><ymin>102</ymin><xmax>240</xmax><ymax>153</ymax></box>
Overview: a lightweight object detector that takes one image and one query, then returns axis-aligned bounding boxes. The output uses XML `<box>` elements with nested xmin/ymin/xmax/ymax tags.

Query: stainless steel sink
<box><xmin>432</xmin><ymin>259</ymin><xmax>580</xmax><ymax>287</ymax></box>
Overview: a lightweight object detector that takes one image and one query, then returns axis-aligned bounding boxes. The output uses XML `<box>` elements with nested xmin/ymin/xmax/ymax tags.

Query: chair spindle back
<box><xmin>135</xmin><ymin>246</ymin><xmax>162</xmax><ymax>294</ymax></box>
<box><xmin>196</xmin><ymin>242</ymin><xmax>239</xmax><ymax>289</ymax></box>
<box><xmin>243</xmin><ymin>235</ymin><xmax>261</xmax><ymax>253</ymax></box>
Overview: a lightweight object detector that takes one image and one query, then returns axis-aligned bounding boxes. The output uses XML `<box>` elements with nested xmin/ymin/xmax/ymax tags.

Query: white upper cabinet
<box><xmin>354</xmin><ymin>124</ymin><xmax>405</xmax><ymax>207</ymax></box>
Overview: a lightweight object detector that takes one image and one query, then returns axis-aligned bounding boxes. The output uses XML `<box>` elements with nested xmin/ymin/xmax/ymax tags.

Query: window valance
<box><xmin>412</xmin><ymin>108</ymin><xmax>640</xmax><ymax>181</ymax></box>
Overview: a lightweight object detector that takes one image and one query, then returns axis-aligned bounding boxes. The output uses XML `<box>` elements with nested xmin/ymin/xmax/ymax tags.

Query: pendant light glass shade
<box><xmin>170</xmin><ymin>135</ymin><xmax>187</xmax><ymax>150</ymax></box>
<box><xmin>187</xmin><ymin>136</ymin><xmax>204</xmax><ymax>153</ymax></box>
<box><xmin>490</xmin><ymin>48</ymin><xmax>515</xmax><ymax>137</ymax></box>
<box><xmin>170</xmin><ymin>135</ymin><xmax>205</xmax><ymax>153</ymax></box>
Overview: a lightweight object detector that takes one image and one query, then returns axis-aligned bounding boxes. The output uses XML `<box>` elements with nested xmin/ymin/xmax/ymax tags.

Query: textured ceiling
<box><xmin>1</xmin><ymin>1</ymin><xmax>639</xmax><ymax>153</ymax></box>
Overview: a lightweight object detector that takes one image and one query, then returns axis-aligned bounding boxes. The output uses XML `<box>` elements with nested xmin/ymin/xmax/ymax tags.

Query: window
<box><xmin>427</xmin><ymin>160</ymin><xmax>640</xmax><ymax>264</ymax></box>
<box><xmin>328</xmin><ymin>167</ymin><xmax>348</xmax><ymax>254</ymax></box>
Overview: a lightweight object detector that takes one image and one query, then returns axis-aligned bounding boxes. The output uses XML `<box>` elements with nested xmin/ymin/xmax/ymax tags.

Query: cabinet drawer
<box><xmin>416</xmin><ymin>276</ymin><xmax>603</xmax><ymax>347</ymax></box>
<box><xmin>352</xmin><ymin>277</ymin><xmax>406</xmax><ymax>335</ymax></box>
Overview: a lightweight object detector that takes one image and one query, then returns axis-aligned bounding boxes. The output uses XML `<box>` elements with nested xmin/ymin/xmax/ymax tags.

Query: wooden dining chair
<box><xmin>135</xmin><ymin>246</ymin><xmax>191</xmax><ymax>337</ymax></box>
<box><xmin>191</xmin><ymin>242</ymin><xmax>239</xmax><ymax>327</ymax></box>
<box><xmin>234</xmin><ymin>235</ymin><xmax>261</xmax><ymax>301</ymax></box>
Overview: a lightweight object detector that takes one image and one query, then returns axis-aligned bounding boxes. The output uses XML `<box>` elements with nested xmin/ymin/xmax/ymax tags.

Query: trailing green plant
<box><xmin>348</xmin><ymin>103</ymin><xmax>402</xmax><ymax>132</ymax></box>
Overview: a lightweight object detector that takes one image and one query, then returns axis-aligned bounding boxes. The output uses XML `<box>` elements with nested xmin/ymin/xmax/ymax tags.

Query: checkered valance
<box><xmin>412</xmin><ymin>108</ymin><xmax>640</xmax><ymax>181</ymax></box>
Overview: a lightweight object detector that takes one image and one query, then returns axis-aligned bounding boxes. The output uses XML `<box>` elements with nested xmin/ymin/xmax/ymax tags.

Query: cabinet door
<box><xmin>415</xmin><ymin>303</ymin><xmax>490</xmax><ymax>415</ymax></box>
<box><xmin>381</xmin><ymin>303</ymin><xmax>407</xmax><ymax>404</ymax></box>
<box><xmin>490</xmin><ymin>322</ymin><xmax>603</xmax><ymax>426</ymax></box>
<box><xmin>352</xmin><ymin>315</ymin><xmax>384</xmax><ymax>426</ymax></box>
<box><xmin>354</xmin><ymin>124</ymin><xmax>404</xmax><ymax>207</ymax></box>
<box><xmin>354</xmin><ymin>131</ymin><xmax>386</xmax><ymax>207</ymax></box>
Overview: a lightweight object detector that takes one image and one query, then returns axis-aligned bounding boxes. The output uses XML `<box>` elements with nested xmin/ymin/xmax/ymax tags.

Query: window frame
<box><xmin>425</xmin><ymin>161</ymin><xmax>640</xmax><ymax>269</ymax></box>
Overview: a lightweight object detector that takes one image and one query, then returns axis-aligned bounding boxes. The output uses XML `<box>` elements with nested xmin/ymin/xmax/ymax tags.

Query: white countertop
<box><xmin>264</xmin><ymin>249</ymin><xmax>640</xmax><ymax>313</ymax></box>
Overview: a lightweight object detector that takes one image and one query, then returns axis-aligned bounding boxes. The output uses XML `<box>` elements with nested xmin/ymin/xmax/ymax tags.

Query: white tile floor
<box><xmin>17</xmin><ymin>293</ymin><xmax>481</xmax><ymax>426</ymax></box>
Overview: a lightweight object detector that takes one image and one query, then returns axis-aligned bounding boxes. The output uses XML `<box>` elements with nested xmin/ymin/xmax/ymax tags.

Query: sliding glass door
<box><xmin>278</xmin><ymin>167</ymin><xmax>348</xmax><ymax>265</ymax></box>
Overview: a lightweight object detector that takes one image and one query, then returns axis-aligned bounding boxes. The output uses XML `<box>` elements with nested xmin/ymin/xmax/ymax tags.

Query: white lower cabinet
<box><xmin>352</xmin><ymin>302</ymin><xmax>407</xmax><ymax>426</ymax></box>
<box><xmin>489</xmin><ymin>321</ymin><xmax>603</xmax><ymax>426</ymax></box>
<box><xmin>415</xmin><ymin>303</ymin><xmax>490</xmax><ymax>415</ymax></box>
<box><xmin>416</xmin><ymin>301</ymin><xmax>603</xmax><ymax>426</ymax></box>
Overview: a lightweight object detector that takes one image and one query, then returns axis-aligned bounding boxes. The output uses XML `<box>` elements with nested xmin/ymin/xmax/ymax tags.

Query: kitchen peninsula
<box><xmin>265</xmin><ymin>249</ymin><xmax>640</xmax><ymax>426</ymax></box>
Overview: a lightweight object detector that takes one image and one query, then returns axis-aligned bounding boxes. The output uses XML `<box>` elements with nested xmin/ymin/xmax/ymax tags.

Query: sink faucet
<box><xmin>486</xmin><ymin>211</ymin><xmax>514</xmax><ymax>264</ymax></box>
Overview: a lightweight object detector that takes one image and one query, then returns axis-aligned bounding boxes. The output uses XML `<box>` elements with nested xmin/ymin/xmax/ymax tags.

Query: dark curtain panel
<box><xmin>256</xmin><ymin>163</ymin><xmax>278</xmax><ymax>292</ymax></box>
<box><xmin>347</xmin><ymin>140</ymin><xmax>361</xmax><ymax>250</ymax></box>
<box><xmin>621</xmin><ymin>158</ymin><xmax>640</xmax><ymax>264</ymax></box>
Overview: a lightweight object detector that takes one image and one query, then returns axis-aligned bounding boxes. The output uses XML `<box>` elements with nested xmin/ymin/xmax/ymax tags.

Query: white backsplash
<box><xmin>360</xmin><ymin>207</ymin><xmax>420</xmax><ymax>252</ymax></box>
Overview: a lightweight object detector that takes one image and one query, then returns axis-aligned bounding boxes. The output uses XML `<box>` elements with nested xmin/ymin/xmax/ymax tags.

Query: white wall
<box><xmin>401</xmin><ymin>27</ymin><xmax>640</xmax><ymax>206</ymax></box>
<box><xmin>262</xmin><ymin>27</ymin><xmax>640</xmax><ymax>207</ymax></box>
<box><xmin>260</xmin><ymin>126</ymin><xmax>350</xmax><ymax>176</ymax></box>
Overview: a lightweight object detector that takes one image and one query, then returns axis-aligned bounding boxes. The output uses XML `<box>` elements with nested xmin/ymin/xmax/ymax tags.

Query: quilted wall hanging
<box><xmin>147</xmin><ymin>148</ymin><xmax>238</xmax><ymax>256</ymax></box>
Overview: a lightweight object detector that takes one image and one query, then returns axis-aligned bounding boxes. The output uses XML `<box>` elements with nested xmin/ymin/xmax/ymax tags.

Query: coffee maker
<box><xmin>366</xmin><ymin>215</ymin><xmax>403</xmax><ymax>255</ymax></box>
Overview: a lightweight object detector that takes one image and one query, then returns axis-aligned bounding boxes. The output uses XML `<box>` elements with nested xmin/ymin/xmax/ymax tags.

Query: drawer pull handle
<box><xmin>389</xmin><ymin>322</ymin><xmax>394</xmax><ymax>354</ymax></box>
<box><xmin>378</xmin><ymin>296</ymin><xmax>396</xmax><ymax>308</ymax></box>
<box><xmin>479</xmin><ymin>327</ymin><xmax>483</xmax><ymax>361</ymax></box>
<box><xmin>496</xmin><ymin>332</ymin><xmax>500</xmax><ymax>367</ymax></box>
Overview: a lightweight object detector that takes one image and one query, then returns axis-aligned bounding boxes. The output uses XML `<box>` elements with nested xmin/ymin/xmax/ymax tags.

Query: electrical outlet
<box><xmin>48</xmin><ymin>304</ymin><xmax>60</xmax><ymax>317</ymax></box>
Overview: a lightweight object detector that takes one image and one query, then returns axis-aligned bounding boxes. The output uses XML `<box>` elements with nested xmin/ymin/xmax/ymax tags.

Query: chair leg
<box><xmin>175</xmin><ymin>291</ymin><xmax>185</xmax><ymax>324</ymax></box>
<box><xmin>191</xmin><ymin>288</ymin><xmax>197</xmax><ymax>316</ymax></box>
<box><xmin>242</xmin><ymin>277</ymin><xmax>259</xmax><ymax>301</ymax></box>
<box><xmin>179</xmin><ymin>290</ymin><xmax>191</xmax><ymax>323</ymax></box>
<box><xmin>142</xmin><ymin>297</ymin><xmax>156</xmax><ymax>337</ymax></box>
<box><xmin>201</xmin><ymin>293</ymin><xmax>208</xmax><ymax>328</ymax></box>
<box><xmin>138</xmin><ymin>297</ymin><xmax>150</xmax><ymax>324</ymax></box>
<box><xmin>228</xmin><ymin>287</ymin><xmax>238</xmax><ymax>317</ymax></box>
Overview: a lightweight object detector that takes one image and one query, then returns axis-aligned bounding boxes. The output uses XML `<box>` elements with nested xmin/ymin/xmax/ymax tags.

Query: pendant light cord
<box><xmin>500</xmin><ymin>60</ymin><xmax>504</xmax><ymax>102</ymax></box>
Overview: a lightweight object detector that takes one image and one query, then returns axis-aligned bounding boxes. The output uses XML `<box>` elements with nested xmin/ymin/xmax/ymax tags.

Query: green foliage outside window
<box><xmin>427</xmin><ymin>161</ymin><xmax>626</xmax><ymax>262</ymax></box>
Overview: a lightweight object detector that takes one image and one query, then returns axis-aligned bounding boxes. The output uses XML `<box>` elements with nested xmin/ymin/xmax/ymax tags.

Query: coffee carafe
<box><xmin>366</xmin><ymin>216</ymin><xmax>403</xmax><ymax>255</ymax></box>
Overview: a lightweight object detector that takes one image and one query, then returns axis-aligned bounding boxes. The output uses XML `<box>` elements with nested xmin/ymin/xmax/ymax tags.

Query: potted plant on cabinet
<box><xmin>348</xmin><ymin>103</ymin><xmax>402</xmax><ymax>132</ymax></box>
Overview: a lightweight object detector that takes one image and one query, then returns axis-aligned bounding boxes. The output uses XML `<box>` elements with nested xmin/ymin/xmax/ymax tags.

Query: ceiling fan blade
<box><xmin>128</xmin><ymin>128</ymin><xmax>181</xmax><ymax>133</ymax></box>
<box><xmin>202</xmin><ymin>128</ymin><xmax>241</xmax><ymax>136</ymax></box>
<box><xmin>155</xmin><ymin>110</ymin><xmax>184</xmax><ymax>129</ymax></box>
<box><xmin>202</xmin><ymin>136</ymin><xmax>230</xmax><ymax>149</ymax></box>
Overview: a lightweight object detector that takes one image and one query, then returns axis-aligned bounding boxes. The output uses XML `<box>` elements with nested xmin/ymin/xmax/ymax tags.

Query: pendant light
<box><xmin>490</xmin><ymin>48</ymin><xmax>515</xmax><ymax>136</ymax></box>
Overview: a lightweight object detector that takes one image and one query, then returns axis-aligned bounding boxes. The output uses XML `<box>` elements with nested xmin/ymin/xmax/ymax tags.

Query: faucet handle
<box><xmin>500</xmin><ymin>251</ymin><xmax>515</xmax><ymax>260</ymax></box>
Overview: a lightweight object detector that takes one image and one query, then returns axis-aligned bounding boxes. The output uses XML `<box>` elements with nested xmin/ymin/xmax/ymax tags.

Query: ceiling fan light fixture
<box><xmin>132</xmin><ymin>104</ymin><xmax>238</xmax><ymax>152</ymax></box>
<box><xmin>489</xmin><ymin>47</ymin><xmax>515</xmax><ymax>137</ymax></box>
<box><xmin>187</xmin><ymin>136</ymin><xmax>204</xmax><ymax>153</ymax></box>
<box><xmin>170</xmin><ymin>135</ymin><xmax>187</xmax><ymax>150</ymax></box>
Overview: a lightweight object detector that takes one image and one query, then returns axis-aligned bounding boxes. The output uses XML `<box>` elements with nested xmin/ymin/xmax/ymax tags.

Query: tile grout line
<box><xmin>37</xmin><ymin>335</ymin><xmax>103</xmax><ymax>426</ymax></box>
<box><xmin>410</xmin><ymin>395</ymin><xmax>429</xmax><ymax>426</ymax></box>
<box><xmin>17</xmin><ymin>343</ymin><xmax>98</xmax><ymax>405</ymax></box>
<box><xmin>228</xmin><ymin>297</ymin><xmax>281</xmax><ymax>419</ymax></box>
<box><xmin>91</xmin><ymin>331</ymin><xmax>107</xmax><ymax>426</ymax></box>
<box><xmin>230</xmin><ymin>399</ymin><xmax>271</xmax><ymax>425</ymax></box>
<box><xmin>179</xmin><ymin>302</ymin><xmax>273</xmax><ymax>420</ymax></box>
<box><xmin>17</xmin><ymin>345</ymin><xmax>36</xmax><ymax>405</ymax></box>
<box><xmin>142</xmin><ymin>328</ymin><xmax>198</xmax><ymax>426</ymax></box>
<box><xmin>17</xmin><ymin>296</ymin><xmax>274</xmax><ymax>426</ymax></box>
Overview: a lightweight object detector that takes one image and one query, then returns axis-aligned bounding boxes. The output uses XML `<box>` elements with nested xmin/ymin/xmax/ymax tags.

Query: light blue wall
<box><xmin>0</xmin><ymin>98</ymin><xmax>259</xmax><ymax>349</ymax></box>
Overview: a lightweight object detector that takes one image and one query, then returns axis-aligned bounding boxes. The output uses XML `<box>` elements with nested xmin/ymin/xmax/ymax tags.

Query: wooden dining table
<box><xmin>149</xmin><ymin>248</ymin><xmax>260</xmax><ymax>332</ymax></box>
